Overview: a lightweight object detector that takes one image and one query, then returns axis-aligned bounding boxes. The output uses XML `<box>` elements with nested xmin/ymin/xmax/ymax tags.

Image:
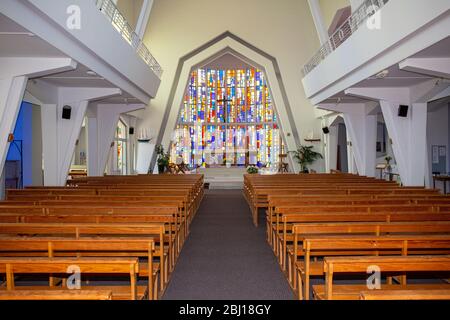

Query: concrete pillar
<box><xmin>343</xmin><ymin>112</ymin><xmax>377</xmax><ymax>177</ymax></box>
<box><xmin>0</xmin><ymin>57</ymin><xmax>75</xmax><ymax>196</ymax></box>
<box><xmin>86</xmin><ymin>103</ymin><xmax>144</xmax><ymax>176</ymax></box>
<box><xmin>350</xmin><ymin>0</ymin><xmax>365</xmax><ymax>12</ymax></box>
<box><xmin>380</xmin><ymin>101</ymin><xmax>427</xmax><ymax>186</ymax></box>
<box><xmin>318</xmin><ymin>103</ymin><xmax>378</xmax><ymax>177</ymax></box>
<box><xmin>323</xmin><ymin>116</ymin><xmax>339</xmax><ymax>173</ymax></box>
<box><xmin>135</xmin><ymin>0</ymin><xmax>154</xmax><ymax>39</ymax></box>
<box><xmin>307</xmin><ymin>0</ymin><xmax>329</xmax><ymax>45</ymax></box>
<box><xmin>344</xmin><ymin>79</ymin><xmax>450</xmax><ymax>186</ymax></box>
<box><xmin>41</xmin><ymin>88</ymin><xmax>121</xmax><ymax>185</ymax></box>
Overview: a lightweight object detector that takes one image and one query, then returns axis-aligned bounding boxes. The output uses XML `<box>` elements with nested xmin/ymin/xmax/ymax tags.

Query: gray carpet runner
<box><xmin>162</xmin><ymin>189</ymin><xmax>294</xmax><ymax>300</ymax></box>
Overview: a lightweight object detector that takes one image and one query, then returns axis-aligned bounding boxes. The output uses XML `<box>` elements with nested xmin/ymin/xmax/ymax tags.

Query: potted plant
<box><xmin>155</xmin><ymin>144</ymin><xmax>170</xmax><ymax>174</ymax></box>
<box><xmin>290</xmin><ymin>145</ymin><xmax>323</xmax><ymax>173</ymax></box>
<box><xmin>246</xmin><ymin>165</ymin><xmax>259</xmax><ymax>174</ymax></box>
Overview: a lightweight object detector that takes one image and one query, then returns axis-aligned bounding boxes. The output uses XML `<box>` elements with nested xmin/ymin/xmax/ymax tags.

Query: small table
<box><xmin>384</xmin><ymin>172</ymin><xmax>400</xmax><ymax>182</ymax></box>
<box><xmin>433</xmin><ymin>175</ymin><xmax>450</xmax><ymax>194</ymax></box>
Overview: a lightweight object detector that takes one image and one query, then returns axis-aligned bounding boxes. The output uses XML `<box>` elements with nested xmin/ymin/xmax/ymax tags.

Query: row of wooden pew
<box><xmin>244</xmin><ymin>172</ymin><xmax>450</xmax><ymax>300</ymax></box>
<box><xmin>0</xmin><ymin>174</ymin><xmax>204</xmax><ymax>300</ymax></box>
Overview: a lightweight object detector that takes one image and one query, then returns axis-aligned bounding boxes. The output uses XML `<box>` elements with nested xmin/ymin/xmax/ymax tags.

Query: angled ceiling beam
<box><xmin>399</xmin><ymin>57</ymin><xmax>450</xmax><ymax>80</ymax></box>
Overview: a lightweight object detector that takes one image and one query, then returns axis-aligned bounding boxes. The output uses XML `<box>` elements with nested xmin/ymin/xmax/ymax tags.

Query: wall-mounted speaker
<box><xmin>322</xmin><ymin>126</ymin><xmax>330</xmax><ymax>134</ymax></box>
<box><xmin>398</xmin><ymin>105</ymin><xmax>409</xmax><ymax>117</ymax></box>
<box><xmin>62</xmin><ymin>105</ymin><xmax>72</xmax><ymax>119</ymax></box>
<box><xmin>129</xmin><ymin>127</ymin><xmax>135</xmax><ymax>135</ymax></box>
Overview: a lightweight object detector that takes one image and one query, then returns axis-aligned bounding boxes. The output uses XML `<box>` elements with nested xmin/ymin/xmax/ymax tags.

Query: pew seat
<box><xmin>313</xmin><ymin>284</ymin><xmax>450</xmax><ymax>300</ymax></box>
<box><xmin>0</xmin><ymin>289</ymin><xmax>113</xmax><ymax>300</ymax></box>
<box><xmin>359</xmin><ymin>289</ymin><xmax>450</xmax><ymax>300</ymax></box>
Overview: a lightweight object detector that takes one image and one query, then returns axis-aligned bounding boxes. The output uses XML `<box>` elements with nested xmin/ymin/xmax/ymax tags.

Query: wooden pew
<box><xmin>0</xmin><ymin>237</ymin><xmax>160</xmax><ymax>300</ymax></box>
<box><xmin>0</xmin><ymin>257</ymin><xmax>143</xmax><ymax>300</ymax></box>
<box><xmin>359</xmin><ymin>289</ymin><xmax>450</xmax><ymax>300</ymax></box>
<box><xmin>0</xmin><ymin>290</ymin><xmax>113</xmax><ymax>300</ymax></box>
<box><xmin>313</xmin><ymin>255</ymin><xmax>450</xmax><ymax>300</ymax></box>
<box><xmin>286</xmin><ymin>221</ymin><xmax>450</xmax><ymax>293</ymax></box>
<box><xmin>274</xmin><ymin>207</ymin><xmax>450</xmax><ymax>267</ymax></box>
<box><xmin>294</xmin><ymin>234</ymin><xmax>450</xmax><ymax>300</ymax></box>
<box><xmin>0</xmin><ymin>223</ymin><xmax>168</xmax><ymax>292</ymax></box>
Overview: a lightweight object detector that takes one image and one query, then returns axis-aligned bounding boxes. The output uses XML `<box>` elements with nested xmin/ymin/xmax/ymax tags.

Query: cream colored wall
<box><xmin>136</xmin><ymin>0</ymin><xmax>326</xmax><ymax>171</ymax></box>
<box><xmin>117</xmin><ymin>0</ymin><xmax>144</xmax><ymax>29</ymax></box>
<box><xmin>319</xmin><ymin>0</ymin><xmax>350</xmax><ymax>30</ymax></box>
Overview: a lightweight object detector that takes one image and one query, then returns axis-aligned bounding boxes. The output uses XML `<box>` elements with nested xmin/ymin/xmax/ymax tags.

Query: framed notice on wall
<box><xmin>432</xmin><ymin>145</ymin><xmax>447</xmax><ymax>174</ymax></box>
<box><xmin>432</xmin><ymin>146</ymin><xmax>439</xmax><ymax>164</ymax></box>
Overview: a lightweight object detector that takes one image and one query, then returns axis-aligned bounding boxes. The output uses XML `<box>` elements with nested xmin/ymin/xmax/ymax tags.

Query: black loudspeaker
<box><xmin>62</xmin><ymin>105</ymin><xmax>72</xmax><ymax>119</ymax></box>
<box><xmin>322</xmin><ymin>126</ymin><xmax>330</xmax><ymax>134</ymax></box>
<box><xmin>129</xmin><ymin>127</ymin><xmax>135</xmax><ymax>135</ymax></box>
<box><xmin>398</xmin><ymin>105</ymin><xmax>409</xmax><ymax>117</ymax></box>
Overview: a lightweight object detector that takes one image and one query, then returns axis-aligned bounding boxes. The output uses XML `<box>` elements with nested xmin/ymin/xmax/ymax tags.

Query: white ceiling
<box><xmin>0</xmin><ymin>14</ymin><xmax>65</xmax><ymax>58</ymax></box>
<box><xmin>0</xmin><ymin>13</ymin><xmax>139</xmax><ymax>104</ymax></box>
<box><xmin>322</xmin><ymin>36</ymin><xmax>450</xmax><ymax>105</ymax></box>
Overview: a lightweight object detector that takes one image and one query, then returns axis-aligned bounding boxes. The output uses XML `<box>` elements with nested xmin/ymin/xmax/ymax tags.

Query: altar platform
<box><xmin>195</xmin><ymin>167</ymin><xmax>246</xmax><ymax>189</ymax></box>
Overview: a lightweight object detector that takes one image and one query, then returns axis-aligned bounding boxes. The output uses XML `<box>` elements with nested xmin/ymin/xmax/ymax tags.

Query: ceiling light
<box><xmin>375</xmin><ymin>69</ymin><xmax>389</xmax><ymax>79</ymax></box>
<box><xmin>86</xmin><ymin>70</ymin><xmax>97</xmax><ymax>76</ymax></box>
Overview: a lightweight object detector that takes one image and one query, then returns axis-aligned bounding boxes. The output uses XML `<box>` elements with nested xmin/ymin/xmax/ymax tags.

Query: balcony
<box><xmin>301</xmin><ymin>0</ymin><xmax>450</xmax><ymax>105</ymax></box>
<box><xmin>303</xmin><ymin>0</ymin><xmax>390</xmax><ymax>77</ymax></box>
<box><xmin>95</xmin><ymin>0</ymin><xmax>162</xmax><ymax>78</ymax></box>
<box><xmin>0</xmin><ymin>0</ymin><xmax>162</xmax><ymax>103</ymax></box>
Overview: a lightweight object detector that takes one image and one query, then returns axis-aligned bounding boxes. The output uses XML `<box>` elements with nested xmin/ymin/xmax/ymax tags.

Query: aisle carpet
<box><xmin>162</xmin><ymin>189</ymin><xmax>294</xmax><ymax>300</ymax></box>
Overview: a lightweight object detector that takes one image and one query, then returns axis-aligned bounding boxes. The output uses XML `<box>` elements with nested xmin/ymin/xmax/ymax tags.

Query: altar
<box><xmin>195</xmin><ymin>166</ymin><xmax>247</xmax><ymax>189</ymax></box>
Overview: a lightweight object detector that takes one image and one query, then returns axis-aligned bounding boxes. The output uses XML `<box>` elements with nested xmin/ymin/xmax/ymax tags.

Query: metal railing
<box><xmin>302</xmin><ymin>0</ymin><xmax>389</xmax><ymax>77</ymax></box>
<box><xmin>95</xmin><ymin>0</ymin><xmax>163</xmax><ymax>78</ymax></box>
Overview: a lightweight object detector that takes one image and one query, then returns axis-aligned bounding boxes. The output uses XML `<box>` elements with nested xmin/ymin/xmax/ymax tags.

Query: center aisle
<box><xmin>162</xmin><ymin>189</ymin><xmax>293</xmax><ymax>300</ymax></box>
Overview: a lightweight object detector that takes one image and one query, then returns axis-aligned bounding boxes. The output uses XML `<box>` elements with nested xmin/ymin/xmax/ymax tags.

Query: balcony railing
<box><xmin>95</xmin><ymin>0</ymin><xmax>163</xmax><ymax>78</ymax></box>
<box><xmin>302</xmin><ymin>0</ymin><xmax>389</xmax><ymax>77</ymax></box>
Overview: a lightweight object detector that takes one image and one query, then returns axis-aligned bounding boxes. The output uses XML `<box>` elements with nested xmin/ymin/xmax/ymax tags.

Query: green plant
<box><xmin>246</xmin><ymin>165</ymin><xmax>259</xmax><ymax>174</ymax></box>
<box><xmin>156</xmin><ymin>144</ymin><xmax>170</xmax><ymax>171</ymax></box>
<box><xmin>290</xmin><ymin>145</ymin><xmax>323</xmax><ymax>173</ymax></box>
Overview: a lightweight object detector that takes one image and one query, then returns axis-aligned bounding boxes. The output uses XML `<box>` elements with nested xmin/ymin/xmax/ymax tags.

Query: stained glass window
<box><xmin>171</xmin><ymin>68</ymin><xmax>284</xmax><ymax>168</ymax></box>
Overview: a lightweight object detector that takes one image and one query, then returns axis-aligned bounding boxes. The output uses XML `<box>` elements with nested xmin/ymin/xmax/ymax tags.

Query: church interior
<box><xmin>0</xmin><ymin>0</ymin><xmax>450</xmax><ymax>303</ymax></box>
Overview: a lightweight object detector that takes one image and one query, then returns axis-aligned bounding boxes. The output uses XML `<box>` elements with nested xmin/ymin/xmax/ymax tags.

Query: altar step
<box><xmin>197</xmin><ymin>167</ymin><xmax>245</xmax><ymax>189</ymax></box>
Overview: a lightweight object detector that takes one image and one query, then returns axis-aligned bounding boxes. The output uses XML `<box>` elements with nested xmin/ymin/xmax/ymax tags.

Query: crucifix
<box><xmin>217</xmin><ymin>96</ymin><xmax>233</xmax><ymax>167</ymax></box>
<box><xmin>217</xmin><ymin>97</ymin><xmax>232</xmax><ymax>104</ymax></box>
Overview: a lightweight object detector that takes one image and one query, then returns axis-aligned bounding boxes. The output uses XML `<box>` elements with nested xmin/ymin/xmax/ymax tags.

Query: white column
<box><xmin>350</xmin><ymin>0</ymin><xmax>365</xmax><ymax>12</ymax></box>
<box><xmin>344</xmin><ymin>81</ymin><xmax>450</xmax><ymax>186</ymax></box>
<box><xmin>323</xmin><ymin>116</ymin><xmax>339</xmax><ymax>173</ymax></box>
<box><xmin>0</xmin><ymin>76</ymin><xmax>28</xmax><ymax>169</ymax></box>
<box><xmin>343</xmin><ymin>113</ymin><xmax>377</xmax><ymax>177</ymax></box>
<box><xmin>346</xmin><ymin>135</ymin><xmax>357</xmax><ymax>174</ymax></box>
<box><xmin>87</xmin><ymin>104</ymin><xmax>144</xmax><ymax>176</ymax></box>
<box><xmin>41</xmin><ymin>88</ymin><xmax>121</xmax><ymax>185</ymax></box>
<box><xmin>317</xmin><ymin>103</ymin><xmax>378</xmax><ymax>177</ymax></box>
<box><xmin>307</xmin><ymin>0</ymin><xmax>329</xmax><ymax>45</ymax></box>
<box><xmin>135</xmin><ymin>0</ymin><xmax>154</xmax><ymax>39</ymax></box>
<box><xmin>127</xmin><ymin>116</ymin><xmax>137</xmax><ymax>174</ymax></box>
<box><xmin>380</xmin><ymin>101</ymin><xmax>427</xmax><ymax>186</ymax></box>
<box><xmin>0</xmin><ymin>57</ymin><xmax>75</xmax><ymax>196</ymax></box>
